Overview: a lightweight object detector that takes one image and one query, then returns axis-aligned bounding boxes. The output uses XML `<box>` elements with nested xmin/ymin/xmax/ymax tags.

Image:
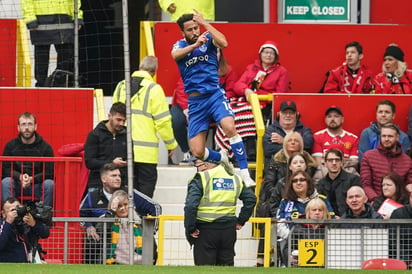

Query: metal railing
<box><xmin>39</xmin><ymin>216</ymin><xmax>412</xmax><ymax>269</ymax></box>
<box><xmin>282</xmin><ymin>219</ymin><xmax>412</xmax><ymax>269</ymax></box>
<box><xmin>0</xmin><ymin>156</ymin><xmax>82</xmax><ymax>216</ymax></box>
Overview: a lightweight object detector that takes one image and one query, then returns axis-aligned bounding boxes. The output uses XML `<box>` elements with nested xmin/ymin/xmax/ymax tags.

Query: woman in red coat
<box><xmin>373</xmin><ymin>44</ymin><xmax>412</xmax><ymax>94</ymax></box>
<box><xmin>216</xmin><ymin>41</ymin><xmax>289</xmax><ymax>161</ymax></box>
<box><xmin>234</xmin><ymin>40</ymin><xmax>289</xmax><ymax>103</ymax></box>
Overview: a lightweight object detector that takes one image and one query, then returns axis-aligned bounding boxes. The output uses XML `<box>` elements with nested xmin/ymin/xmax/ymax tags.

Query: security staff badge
<box><xmin>212</xmin><ymin>178</ymin><xmax>234</xmax><ymax>191</ymax></box>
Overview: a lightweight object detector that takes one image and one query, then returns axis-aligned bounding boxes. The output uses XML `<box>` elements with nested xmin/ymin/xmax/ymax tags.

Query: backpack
<box><xmin>44</xmin><ymin>69</ymin><xmax>74</xmax><ymax>87</ymax></box>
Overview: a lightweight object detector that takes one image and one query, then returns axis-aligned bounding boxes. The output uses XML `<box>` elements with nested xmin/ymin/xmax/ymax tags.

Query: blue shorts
<box><xmin>188</xmin><ymin>90</ymin><xmax>234</xmax><ymax>139</ymax></box>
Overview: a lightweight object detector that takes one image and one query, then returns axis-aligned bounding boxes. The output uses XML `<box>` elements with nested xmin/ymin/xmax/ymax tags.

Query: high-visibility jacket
<box><xmin>158</xmin><ymin>0</ymin><xmax>214</xmax><ymax>21</ymax></box>
<box><xmin>113</xmin><ymin>70</ymin><xmax>177</xmax><ymax>164</ymax></box>
<box><xmin>197</xmin><ymin>165</ymin><xmax>243</xmax><ymax>222</ymax></box>
<box><xmin>21</xmin><ymin>0</ymin><xmax>83</xmax><ymax>45</ymax></box>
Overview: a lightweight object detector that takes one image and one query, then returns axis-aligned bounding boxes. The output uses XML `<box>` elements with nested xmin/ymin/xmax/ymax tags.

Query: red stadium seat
<box><xmin>362</xmin><ymin>258</ymin><xmax>407</xmax><ymax>270</ymax></box>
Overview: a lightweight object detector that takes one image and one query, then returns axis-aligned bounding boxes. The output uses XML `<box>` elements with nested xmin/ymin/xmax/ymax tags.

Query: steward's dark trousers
<box><xmin>133</xmin><ymin>162</ymin><xmax>157</xmax><ymax>198</ymax></box>
<box><xmin>193</xmin><ymin>222</ymin><xmax>236</xmax><ymax>266</ymax></box>
<box><xmin>35</xmin><ymin>43</ymin><xmax>73</xmax><ymax>87</ymax></box>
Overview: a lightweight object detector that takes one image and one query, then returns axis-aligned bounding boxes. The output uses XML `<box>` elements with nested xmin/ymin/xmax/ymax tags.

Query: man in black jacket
<box><xmin>317</xmin><ymin>148</ymin><xmax>362</xmax><ymax>216</ymax></box>
<box><xmin>1</xmin><ymin>112</ymin><xmax>54</xmax><ymax>206</ymax></box>
<box><xmin>84</xmin><ymin>102</ymin><xmax>127</xmax><ymax>192</ymax></box>
<box><xmin>341</xmin><ymin>186</ymin><xmax>382</xmax><ymax>220</ymax></box>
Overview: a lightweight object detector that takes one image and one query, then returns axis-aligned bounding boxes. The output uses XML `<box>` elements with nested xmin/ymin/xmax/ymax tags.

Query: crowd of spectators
<box><xmin>3</xmin><ymin>6</ymin><xmax>412</xmax><ymax>266</ymax></box>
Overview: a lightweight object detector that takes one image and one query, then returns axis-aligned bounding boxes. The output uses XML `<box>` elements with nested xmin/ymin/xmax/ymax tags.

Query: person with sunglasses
<box><xmin>276</xmin><ymin>170</ymin><xmax>334</xmax><ymax>266</ymax></box>
<box><xmin>255</xmin><ymin>150</ymin><xmax>318</xmax><ymax>267</ymax></box>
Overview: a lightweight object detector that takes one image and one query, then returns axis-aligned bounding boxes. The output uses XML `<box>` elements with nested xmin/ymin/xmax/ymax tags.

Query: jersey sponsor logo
<box><xmin>212</xmin><ymin>178</ymin><xmax>234</xmax><ymax>191</ymax></box>
<box><xmin>185</xmin><ymin>54</ymin><xmax>209</xmax><ymax>67</ymax></box>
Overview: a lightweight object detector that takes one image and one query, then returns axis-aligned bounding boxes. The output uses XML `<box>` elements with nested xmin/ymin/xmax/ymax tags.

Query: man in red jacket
<box><xmin>360</xmin><ymin>123</ymin><xmax>412</xmax><ymax>201</ymax></box>
<box><xmin>323</xmin><ymin>41</ymin><xmax>373</xmax><ymax>94</ymax></box>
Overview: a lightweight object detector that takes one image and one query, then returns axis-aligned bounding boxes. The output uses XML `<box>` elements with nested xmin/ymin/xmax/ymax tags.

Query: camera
<box><xmin>14</xmin><ymin>201</ymin><xmax>53</xmax><ymax>226</ymax></box>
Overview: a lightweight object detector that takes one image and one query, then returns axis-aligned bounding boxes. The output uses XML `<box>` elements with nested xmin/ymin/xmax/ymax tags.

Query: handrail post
<box><xmin>248</xmin><ymin>93</ymin><xmax>273</xmax><ymax>198</ymax></box>
<box><xmin>142</xmin><ymin>216</ymin><xmax>155</xmax><ymax>265</ymax></box>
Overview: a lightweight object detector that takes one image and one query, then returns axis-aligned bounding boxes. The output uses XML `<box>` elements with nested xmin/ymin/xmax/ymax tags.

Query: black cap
<box><xmin>384</xmin><ymin>45</ymin><xmax>404</xmax><ymax>62</ymax></box>
<box><xmin>280</xmin><ymin>100</ymin><xmax>297</xmax><ymax>112</ymax></box>
<box><xmin>325</xmin><ymin>105</ymin><xmax>343</xmax><ymax>116</ymax></box>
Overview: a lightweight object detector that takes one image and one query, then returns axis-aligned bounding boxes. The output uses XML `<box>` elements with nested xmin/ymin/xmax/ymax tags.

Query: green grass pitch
<box><xmin>3</xmin><ymin>264</ymin><xmax>409</xmax><ymax>274</ymax></box>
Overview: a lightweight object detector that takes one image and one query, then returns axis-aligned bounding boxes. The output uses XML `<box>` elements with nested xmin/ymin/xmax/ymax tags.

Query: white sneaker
<box><xmin>240</xmin><ymin>169</ymin><xmax>256</xmax><ymax>188</ymax></box>
<box><xmin>220</xmin><ymin>150</ymin><xmax>234</xmax><ymax>175</ymax></box>
<box><xmin>179</xmin><ymin>152</ymin><xmax>195</xmax><ymax>166</ymax></box>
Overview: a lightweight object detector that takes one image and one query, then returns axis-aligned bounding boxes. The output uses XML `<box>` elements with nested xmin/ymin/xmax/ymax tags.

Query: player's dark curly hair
<box><xmin>177</xmin><ymin>14</ymin><xmax>194</xmax><ymax>31</ymax></box>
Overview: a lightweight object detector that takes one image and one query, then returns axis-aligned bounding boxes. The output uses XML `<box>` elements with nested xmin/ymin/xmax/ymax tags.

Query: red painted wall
<box><xmin>0</xmin><ymin>88</ymin><xmax>94</xmax><ymax>155</ymax></box>
<box><xmin>0</xmin><ymin>19</ymin><xmax>17</xmax><ymax>87</ymax></box>
<box><xmin>370</xmin><ymin>0</ymin><xmax>412</xmax><ymax>24</ymax></box>
<box><xmin>155</xmin><ymin>23</ymin><xmax>412</xmax><ymax>96</ymax></box>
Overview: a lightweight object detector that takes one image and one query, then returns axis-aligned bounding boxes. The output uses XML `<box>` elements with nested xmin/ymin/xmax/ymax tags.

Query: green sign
<box><xmin>284</xmin><ymin>0</ymin><xmax>349</xmax><ymax>22</ymax></box>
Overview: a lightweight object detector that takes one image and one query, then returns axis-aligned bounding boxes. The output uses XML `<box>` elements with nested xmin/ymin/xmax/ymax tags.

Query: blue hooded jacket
<box><xmin>358</xmin><ymin>122</ymin><xmax>411</xmax><ymax>162</ymax></box>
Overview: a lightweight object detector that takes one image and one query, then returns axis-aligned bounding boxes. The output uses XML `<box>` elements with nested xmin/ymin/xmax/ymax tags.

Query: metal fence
<box><xmin>36</xmin><ymin>216</ymin><xmax>411</xmax><ymax>269</ymax></box>
<box><xmin>284</xmin><ymin>219</ymin><xmax>412</xmax><ymax>269</ymax></box>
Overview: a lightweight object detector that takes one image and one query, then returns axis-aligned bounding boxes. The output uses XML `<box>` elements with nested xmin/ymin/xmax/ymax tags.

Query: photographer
<box><xmin>0</xmin><ymin>197</ymin><xmax>50</xmax><ymax>262</ymax></box>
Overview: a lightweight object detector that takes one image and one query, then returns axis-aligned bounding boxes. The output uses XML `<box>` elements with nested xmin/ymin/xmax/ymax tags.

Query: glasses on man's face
<box><xmin>325</xmin><ymin>158</ymin><xmax>342</xmax><ymax>163</ymax></box>
<box><xmin>291</xmin><ymin>177</ymin><xmax>306</xmax><ymax>183</ymax></box>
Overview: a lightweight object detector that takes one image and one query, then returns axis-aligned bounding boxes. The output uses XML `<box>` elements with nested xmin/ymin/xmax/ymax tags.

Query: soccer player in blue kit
<box><xmin>171</xmin><ymin>10</ymin><xmax>255</xmax><ymax>188</ymax></box>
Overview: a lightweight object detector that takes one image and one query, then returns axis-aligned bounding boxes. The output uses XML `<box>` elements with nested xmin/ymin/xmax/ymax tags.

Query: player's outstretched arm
<box><xmin>193</xmin><ymin>8</ymin><xmax>227</xmax><ymax>49</ymax></box>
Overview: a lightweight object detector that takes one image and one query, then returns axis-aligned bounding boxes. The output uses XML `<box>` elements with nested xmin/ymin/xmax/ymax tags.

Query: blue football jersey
<box><xmin>172</xmin><ymin>32</ymin><xmax>220</xmax><ymax>95</ymax></box>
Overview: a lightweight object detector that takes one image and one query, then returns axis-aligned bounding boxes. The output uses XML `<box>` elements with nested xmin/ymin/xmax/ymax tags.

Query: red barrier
<box><xmin>270</xmin><ymin>94</ymin><xmax>412</xmax><ymax>137</ymax></box>
<box><xmin>0</xmin><ymin>87</ymin><xmax>94</xmax><ymax>156</ymax></box>
<box><xmin>370</xmin><ymin>0</ymin><xmax>412</xmax><ymax>24</ymax></box>
<box><xmin>40</xmin><ymin>226</ymin><xmax>84</xmax><ymax>264</ymax></box>
<box><xmin>0</xmin><ymin>19</ymin><xmax>17</xmax><ymax>87</ymax></box>
<box><xmin>0</xmin><ymin>156</ymin><xmax>83</xmax><ymax>217</ymax></box>
<box><xmin>155</xmin><ymin>23</ymin><xmax>412</xmax><ymax>96</ymax></box>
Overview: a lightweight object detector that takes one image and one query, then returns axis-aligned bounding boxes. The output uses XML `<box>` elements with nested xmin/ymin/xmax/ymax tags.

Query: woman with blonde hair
<box><xmin>373</xmin><ymin>44</ymin><xmax>412</xmax><ymax>94</ymax></box>
<box><xmin>104</xmin><ymin>190</ymin><xmax>143</xmax><ymax>265</ymax></box>
<box><xmin>289</xmin><ymin>198</ymin><xmax>330</xmax><ymax>266</ymax></box>
<box><xmin>262</xmin><ymin>131</ymin><xmax>320</xmax><ymax>196</ymax></box>
<box><xmin>276</xmin><ymin>171</ymin><xmax>334</xmax><ymax>266</ymax></box>
<box><xmin>305</xmin><ymin>197</ymin><xmax>330</xmax><ymax>220</ymax></box>
<box><xmin>255</xmin><ymin>150</ymin><xmax>318</xmax><ymax>266</ymax></box>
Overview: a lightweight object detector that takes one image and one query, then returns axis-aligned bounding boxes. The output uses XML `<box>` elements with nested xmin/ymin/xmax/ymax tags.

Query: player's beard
<box><xmin>186</xmin><ymin>34</ymin><xmax>199</xmax><ymax>45</ymax></box>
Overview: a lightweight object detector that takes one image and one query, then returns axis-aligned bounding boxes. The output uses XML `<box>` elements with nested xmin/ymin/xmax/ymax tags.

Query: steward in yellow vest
<box><xmin>184</xmin><ymin>160</ymin><xmax>256</xmax><ymax>265</ymax></box>
<box><xmin>113</xmin><ymin>56</ymin><xmax>177</xmax><ymax>198</ymax></box>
